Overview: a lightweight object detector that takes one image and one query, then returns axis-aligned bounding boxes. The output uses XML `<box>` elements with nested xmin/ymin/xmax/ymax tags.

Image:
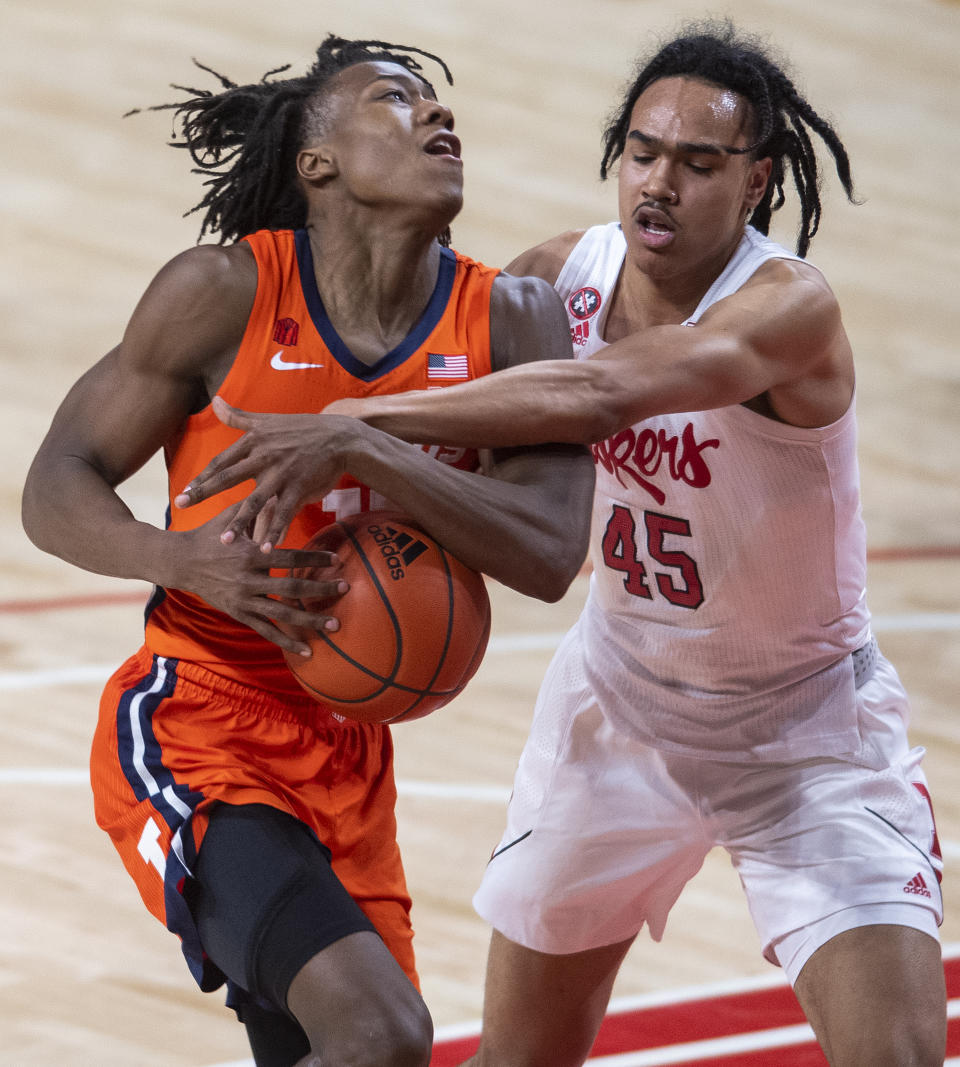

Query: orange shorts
<box><xmin>90</xmin><ymin>645</ymin><xmax>416</xmax><ymax>992</ymax></box>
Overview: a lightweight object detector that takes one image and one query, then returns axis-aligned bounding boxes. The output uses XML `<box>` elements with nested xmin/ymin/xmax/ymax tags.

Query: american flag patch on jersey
<box><xmin>427</xmin><ymin>353</ymin><xmax>469</xmax><ymax>380</ymax></box>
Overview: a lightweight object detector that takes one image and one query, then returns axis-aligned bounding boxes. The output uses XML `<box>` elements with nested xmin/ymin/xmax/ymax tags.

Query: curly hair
<box><xmin>600</xmin><ymin>20</ymin><xmax>857</xmax><ymax>257</ymax></box>
<box><xmin>129</xmin><ymin>34</ymin><xmax>454</xmax><ymax>244</ymax></box>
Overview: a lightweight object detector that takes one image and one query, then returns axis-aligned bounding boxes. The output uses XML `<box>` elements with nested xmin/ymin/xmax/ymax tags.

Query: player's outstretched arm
<box><xmin>176</xmin><ymin>273</ymin><xmax>595</xmax><ymax>602</ymax></box>
<box><xmin>325</xmin><ymin>258</ymin><xmax>853</xmax><ymax>444</ymax></box>
<box><xmin>174</xmin><ymin>271</ymin><xmax>581</xmax><ymax>540</ymax></box>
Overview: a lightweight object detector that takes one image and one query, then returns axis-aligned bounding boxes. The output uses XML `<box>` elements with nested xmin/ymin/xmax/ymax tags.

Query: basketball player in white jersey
<box><xmin>177</xmin><ymin>21</ymin><xmax>946</xmax><ymax>1066</ymax></box>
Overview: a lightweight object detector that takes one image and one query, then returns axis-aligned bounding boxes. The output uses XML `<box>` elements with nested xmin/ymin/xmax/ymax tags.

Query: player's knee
<box><xmin>845</xmin><ymin>1031</ymin><xmax>943</xmax><ymax>1067</ymax></box>
<box><xmin>382</xmin><ymin>996</ymin><xmax>433</xmax><ymax>1067</ymax></box>
<box><xmin>305</xmin><ymin>996</ymin><xmax>433</xmax><ymax>1067</ymax></box>
<box><xmin>471</xmin><ymin>1035</ymin><xmax>592</xmax><ymax>1067</ymax></box>
<box><xmin>819</xmin><ymin>1009</ymin><xmax>945</xmax><ymax>1067</ymax></box>
<box><xmin>378</xmin><ymin>993</ymin><xmax>433</xmax><ymax>1067</ymax></box>
<box><xmin>882</xmin><ymin>1016</ymin><xmax>945</xmax><ymax>1067</ymax></box>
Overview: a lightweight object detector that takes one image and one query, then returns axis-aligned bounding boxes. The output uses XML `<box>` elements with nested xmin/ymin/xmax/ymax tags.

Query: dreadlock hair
<box><xmin>600</xmin><ymin>19</ymin><xmax>857</xmax><ymax>257</ymax></box>
<box><xmin>128</xmin><ymin>34</ymin><xmax>455</xmax><ymax>245</ymax></box>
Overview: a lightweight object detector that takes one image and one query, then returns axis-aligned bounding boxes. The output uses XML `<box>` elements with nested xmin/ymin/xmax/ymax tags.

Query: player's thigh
<box><xmin>793</xmin><ymin>924</ymin><xmax>945</xmax><ymax>1066</ymax></box>
<box><xmin>469</xmin><ymin>928</ymin><xmax>634</xmax><ymax>1067</ymax></box>
<box><xmin>727</xmin><ymin>739</ymin><xmax>941</xmax><ymax>981</ymax></box>
<box><xmin>191</xmin><ymin>801</ymin><xmax>377</xmax><ymax>1006</ymax></box>
<box><xmin>192</xmin><ymin>802</ymin><xmax>431</xmax><ymax>1062</ymax></box>
<box><xmin>475</xmin><ymin>629</ymin><xmax>711</xmax><ymax>954</ymax></box>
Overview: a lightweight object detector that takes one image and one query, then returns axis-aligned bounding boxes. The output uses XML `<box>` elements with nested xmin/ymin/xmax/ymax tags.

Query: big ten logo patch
<box><xmin>569</xmin><ymin>287</ymin><xmax>601</xmax><ymax>348</ymax></box>
<box><xmin>569</xmin><ymin>287</ymin><xmax>601</xmax><ymax>320</ymax></box>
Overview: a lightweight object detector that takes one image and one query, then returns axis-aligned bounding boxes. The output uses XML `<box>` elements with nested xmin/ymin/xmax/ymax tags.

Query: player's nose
<box><xmin>643</xmin><ymin>159</ymin><xmax>677</xmax><ymax>205</ymax></box>
<box><xmin>420</xmin><ymin>98</ymin><xmax>455</xmax><ymax>130</ymax></box>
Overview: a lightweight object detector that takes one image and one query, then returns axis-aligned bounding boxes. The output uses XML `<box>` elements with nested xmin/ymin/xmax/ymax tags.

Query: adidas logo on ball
<box><xmin>368</xmin><ymin>523</ymin><xmax>429</xmax><ymax>580</ymax></box>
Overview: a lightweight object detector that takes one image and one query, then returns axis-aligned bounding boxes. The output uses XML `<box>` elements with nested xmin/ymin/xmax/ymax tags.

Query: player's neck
<box><xmin>610</xmin><ymin>239</ymin><xmax>739</xmax><ymax>334</ymax></box>
<box><xmin>304</xmin><ymin>222</ymin><xmax>444</xmax><ymax>364</ymax></box>
<box><xmin>308</xmin><ymin>223</ymin><xmax>441</xmax><ymax>327</ymax></box>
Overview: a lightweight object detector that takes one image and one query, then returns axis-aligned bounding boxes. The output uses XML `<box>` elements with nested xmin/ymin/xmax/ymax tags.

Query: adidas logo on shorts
<box><xmin>903</xmin><ymin>872</ymin><xmax>932</xmax><ymax>898</ymax></box>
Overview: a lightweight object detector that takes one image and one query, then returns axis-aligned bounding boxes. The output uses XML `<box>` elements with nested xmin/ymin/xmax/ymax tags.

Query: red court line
<box><xmin>430</xmin><ymin>953</ymin><xmax>960</xmax><ymax>1065</ymax></box>
<box><xmin>3</xmin><ymin>542</ymin><xmax>958</xmax><ymax>615</ymax></box>
<box><xmin>428</xmin><ymin>987</ymin><xmax>808</xmax><ymax>1067</ymax></box>
<box><xmin>0</xmin><ymin>590</ymin><xmax>148</xmax><ymax>614</ymax></box>
<box><xmin>867</xmin><ymin>545</ymin><xmax>960</xmax><ymax>562</ymax></box>
<box><xmin>591</xmin><ymin>984</ymin><xmax>805</xmax><ymax>1054</ymax></box>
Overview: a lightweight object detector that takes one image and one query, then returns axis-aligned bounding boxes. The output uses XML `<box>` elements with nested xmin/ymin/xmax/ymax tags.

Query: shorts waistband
<box><xmin>134</xmin><ymin>645</ymin><xmax>327</xmax><ymax>720</ymax></box>
<box><xmin>852</xmin><ymin>635</ymin><xmax>879</xmax><ymax>689</ymax></box>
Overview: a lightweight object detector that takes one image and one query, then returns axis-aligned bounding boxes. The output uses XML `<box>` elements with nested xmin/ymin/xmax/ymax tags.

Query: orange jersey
<box><xmin>145</xmin><ymin>229</ymin><xmax>498</xmax><ymax>695</ymax></box>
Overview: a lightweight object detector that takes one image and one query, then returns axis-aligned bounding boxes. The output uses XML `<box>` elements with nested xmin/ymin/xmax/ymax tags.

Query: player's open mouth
<box><xmin>424</xmin><ymin>132</ymin><xmax>462</xmax><ymax>160</ymax></box>
<box><xmin>636</xmin><ymin>207</ymin><xmax>676</xmax><ymax>248</ymax></box>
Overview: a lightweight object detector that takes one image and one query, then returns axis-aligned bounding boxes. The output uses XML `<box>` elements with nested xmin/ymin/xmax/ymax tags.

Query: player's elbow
<box><xmin>493</xmin><ymin>512</ymin><xmax>589</xmax><ymax>602</ymax></box>
<box><xmin>517</xmin><ymin>492</ymin><xmax>592</xmax><ymax>603</ymax></box>
<box><xmin>21</xmin><ymin>485</ymin><xmax>68</xmax><ymax>560</ymax></box>
<box><xmin>535</xmin><ymin>549</ymin><xmax>587</xmax><ymax>602</ymax></box>
<box><xmin>21</xmin><ymin>473</ymin><xmax>50</xmax><ymax>552</ymax></box>
<box><xmin>512</xmin><ymin>546</ymin><xmax>585</xmax><ymax>602</ymax></box>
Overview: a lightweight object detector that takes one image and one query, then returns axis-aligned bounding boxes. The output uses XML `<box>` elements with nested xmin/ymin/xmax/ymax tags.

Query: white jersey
<box><xmin>556</xmin><ymin>223</ymin><xmax>871</xmax><ymax>760</ymax></box>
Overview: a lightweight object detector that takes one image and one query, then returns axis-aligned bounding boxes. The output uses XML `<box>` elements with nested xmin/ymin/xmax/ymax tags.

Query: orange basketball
<box><xmin>282</xmin><ymin>511</ymin><xmax>491</xmax><ymax>724</ymax></box>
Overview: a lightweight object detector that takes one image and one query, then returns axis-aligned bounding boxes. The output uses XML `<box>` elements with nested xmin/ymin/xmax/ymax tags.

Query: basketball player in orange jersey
<box><xmin>178</xmin><ymin>22</ymin><xmax>946</xmax><ymax>1067</ymax></box>
<box><xmin>20</xmin><ymin>35</ymin><xmax>594</xmax><ymax>1067</ymax></box>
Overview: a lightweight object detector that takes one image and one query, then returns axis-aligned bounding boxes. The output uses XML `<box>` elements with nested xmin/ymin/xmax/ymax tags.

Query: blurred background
<box><xmin>2</xmin><ymin>0</ymin><xmax>958</xmax><ymax>1063</ymax></box>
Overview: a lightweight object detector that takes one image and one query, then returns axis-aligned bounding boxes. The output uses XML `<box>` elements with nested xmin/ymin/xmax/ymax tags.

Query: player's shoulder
<box><xmin>135</xmin><ymin>240</ymin><xmax>259</xmax><ymax>342</ymax></box>
<box><xmin>122</xmin><ymin>240</ymin><xmax>259</xmax><ymax>377</ymax></box>
<box><xmin>504</xmin><ymin>229</ymin><xmax>587</xmax><ymax>285</ymax></box>
<box><xmin>490</xmin><ymin>269</ymin><xmax>564</xmax><ymax>323</ymax></box>
<box><xmin>152</xmin><ymin>240</ymin><xmax>257</xmax><ymax>300</ymax></box>
<box><xmin>745</xmin><ymin>254</ymin><xmax>839</xmax><ymax>313</ymax></box>
<box><xmin>489</xmin><ymin>271</ymin><xmax>571</xmax><ymax>371</ymax></box>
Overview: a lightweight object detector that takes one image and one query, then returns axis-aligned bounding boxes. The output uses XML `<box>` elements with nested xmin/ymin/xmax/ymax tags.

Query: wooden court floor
<box><xmin>2</xmin><ymin>0</ymin><xmax>959</xmax><ymax>1063</ymax></box>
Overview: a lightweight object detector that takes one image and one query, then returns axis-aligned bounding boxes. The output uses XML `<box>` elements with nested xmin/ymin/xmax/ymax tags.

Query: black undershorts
<box><xmin>189</xmin><ymin>801</ymin><xmax>377</xmax><ymax>1012</ymax></box>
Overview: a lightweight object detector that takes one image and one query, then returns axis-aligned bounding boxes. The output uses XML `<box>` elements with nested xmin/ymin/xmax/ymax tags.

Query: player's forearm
<box><xmin>22</xmin><ymin>456</ymin><xmax>181</xmax><ymax>587</ymax></box>
<box><xmin>330</xmin><ymin>360</ymin><xmax>623</xmax><ymax>449</ymax></box>
<box><xmin>343</xmin><ymin>427</ymin><xmax>592</xmax><ymax>602</ymax></box>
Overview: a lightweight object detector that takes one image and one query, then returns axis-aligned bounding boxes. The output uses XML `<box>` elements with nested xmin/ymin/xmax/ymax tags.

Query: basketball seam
<box><xmin>289</xmin><ymin>514</ymin><xmax>488</xmax><ymax>723</ymax></box>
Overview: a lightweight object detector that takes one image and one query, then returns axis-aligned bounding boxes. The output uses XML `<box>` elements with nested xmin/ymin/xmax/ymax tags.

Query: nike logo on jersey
<box><xmin>270</xmin><ymin>350</ymin><xmax>324</xmax><ymax>370</ymax></box>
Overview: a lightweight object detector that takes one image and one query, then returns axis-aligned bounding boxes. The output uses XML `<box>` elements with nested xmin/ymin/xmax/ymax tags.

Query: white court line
<box><xmin>0</xmin><ymin>765</ymin><xmax>512</xmax><ymax>804</ymax></box>
<box><xmin>0</xmin><ymin>768</ymin><xmax>89</xmax><ymax>785</ymax></box>
<box><xmin>199</xmin><ymin>971</ymin><xmax>960</xmax><ymax>1067</ymax></box>
<box><xmin>0</xmin><ymin>663</ymin><xmax>118</xmax><ymax>691</ymax></box>
<box><xmin>0</xmin><ymin>610</ymin><xmax>958</xmax><ymax>693</ymax></box>
<box><xmin>11</xmin><ymin>757</ymin><xmax>951</xmax><ymax>853</ymax></box>
<box><xmin>0</xmin><ymin>633</ymin><xmax>569</xmax><ymax>692</ymax></box>
<box><xmin>587</xmin><ymin>998</ymin><xmax>960</xmax><ymax>1065</ymax></box>
<box><xmin>872</xmin><ymin>613</ymin><xmax>960</xmax><ymax>633</ymax></box>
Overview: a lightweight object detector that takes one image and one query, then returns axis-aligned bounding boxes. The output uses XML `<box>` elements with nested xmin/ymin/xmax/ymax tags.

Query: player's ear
<box><xmin>745</xmin><ymin>156</ymin><xmax>772</xmax><ymax>211</ymax></box>
<box><xmin>298</xmin><ymin>144</ymin><xmax>338</xmax><ymax>185</ymax></box>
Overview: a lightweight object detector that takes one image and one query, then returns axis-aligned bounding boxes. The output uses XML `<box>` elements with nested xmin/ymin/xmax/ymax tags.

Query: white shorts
<box><xmin>473</xmin><ymin>625</ymin><xmax>943</xmax><ymax>984</ymax></box>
